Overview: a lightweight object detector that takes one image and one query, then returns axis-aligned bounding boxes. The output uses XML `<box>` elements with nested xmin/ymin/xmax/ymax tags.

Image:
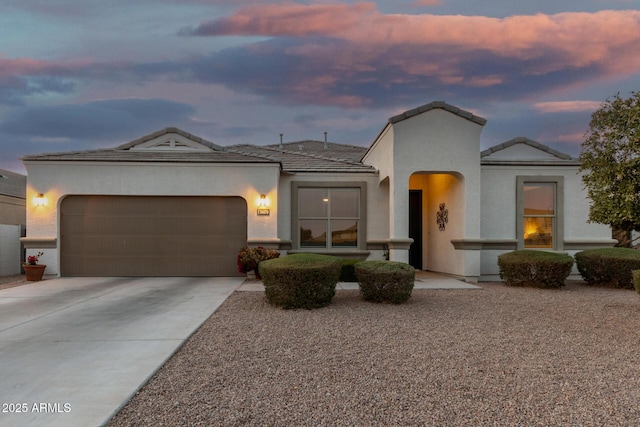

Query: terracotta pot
<box><xmin>23</xmin><ymin>264</ymin><xmax>46</xmax><ymax>281</ymax></box>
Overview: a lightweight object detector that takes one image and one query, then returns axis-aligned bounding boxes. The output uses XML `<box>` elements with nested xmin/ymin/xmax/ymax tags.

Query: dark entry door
<box><xmin>409</xmin><ymin>190</ymin><xmax>422</xmax><ymax>270</ymax></box>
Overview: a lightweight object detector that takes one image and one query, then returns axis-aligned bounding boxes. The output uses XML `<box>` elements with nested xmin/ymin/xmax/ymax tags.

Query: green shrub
<box><xmin>355</xmin><ymin>261</ymin><xmax>415</xmax><ymax>304</ymax></box>
<box><xmin>575</xmin><ymin>248</ymin><xmax>640</xmax><ymax>289</ymax></box>
<box><xmin>498</xmin><ymin>250</ymin><xmax>573</xmax><ymax>288</ymax></box>
<box><xmin>633</xmin><ymin>270</ymin><xmax>640</xmax><ymax>296</ymax></box>
<box><xmin>339</xmin><ymin>259</ymin><xmax>363</xmax><ymax>282</ymax></box>
<box><xmin>259</xmin><ymin>254</ymin><xmax>341</xmax><ymax>309</ymax></box>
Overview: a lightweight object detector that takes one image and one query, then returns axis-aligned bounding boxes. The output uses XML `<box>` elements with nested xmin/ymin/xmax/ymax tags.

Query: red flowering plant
<box><xmin>26</xmin><ymin>251</ymin><xmax>44</xmax><ymax>266</ymax></box>
<box><xmin>237</xmin><ymin>246</ymin><xmax>280</xmax><ymax>274</ymax></box>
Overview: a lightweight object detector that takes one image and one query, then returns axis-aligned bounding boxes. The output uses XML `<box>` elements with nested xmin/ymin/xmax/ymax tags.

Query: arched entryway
<box><xmin>408</xmin><ymin>172</ymin><xmax>465</xmax><ymax>273</ymax></box>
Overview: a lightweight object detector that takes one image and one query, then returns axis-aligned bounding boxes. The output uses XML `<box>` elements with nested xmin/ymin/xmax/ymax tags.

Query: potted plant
<box><xmin>23</xmin><ymin>251</ymin><xmax>46</xmax><ymax>281</ymax></box>
<box><xmin>237</xmin><ymin>246</ymin><xmax>280</xmax><ymax>279</ymax></box>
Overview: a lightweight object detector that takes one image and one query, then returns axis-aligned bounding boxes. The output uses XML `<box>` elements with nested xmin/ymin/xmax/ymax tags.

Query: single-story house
<box><xmin>21</xmin><ymin>101</ymin><xmax>616</xmax><ymax>281</ymax></box>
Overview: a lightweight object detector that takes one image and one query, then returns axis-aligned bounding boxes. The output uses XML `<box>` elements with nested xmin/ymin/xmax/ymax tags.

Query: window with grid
<box><xmin>298</xmin><ymin>188</ymin><xmax>360</xmax><ymax>249</ymax></box>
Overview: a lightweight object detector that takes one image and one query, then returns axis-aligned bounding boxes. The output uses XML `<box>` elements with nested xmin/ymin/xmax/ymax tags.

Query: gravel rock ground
<box><xmin>108</xmin><ymin>283</ymin><xmax>640</xmax><ymax>426</ymax></box>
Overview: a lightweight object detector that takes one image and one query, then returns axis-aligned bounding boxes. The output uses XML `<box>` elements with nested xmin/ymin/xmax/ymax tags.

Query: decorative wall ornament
<box><xmin>436</xmin><ymin>203</ymin><xmax>449</xmax><ymax>231</ymax></box>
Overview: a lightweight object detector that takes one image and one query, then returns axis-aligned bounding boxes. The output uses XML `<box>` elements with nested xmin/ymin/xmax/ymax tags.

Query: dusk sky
<box><xmin>2</xmin><ymin>0</ymin><xmax>640</xmax><ymax>173</ymax></box>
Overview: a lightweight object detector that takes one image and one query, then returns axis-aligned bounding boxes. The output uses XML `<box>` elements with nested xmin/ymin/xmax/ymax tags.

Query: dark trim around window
<box><xmin>516</xmin><ymin>176</ymin><xmax>564</xmax><ymax>251</ymax></box>
<box><xmin>291</xmin><ymin>181</ymin><xmax>367</xmax><ymax>251</ymax></box>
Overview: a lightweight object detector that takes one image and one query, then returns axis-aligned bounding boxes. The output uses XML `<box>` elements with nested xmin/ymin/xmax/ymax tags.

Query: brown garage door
<box><xmin>60</xmin><ymin>195</ymin><xmax>247</xmax><ymax>277</ymax></box>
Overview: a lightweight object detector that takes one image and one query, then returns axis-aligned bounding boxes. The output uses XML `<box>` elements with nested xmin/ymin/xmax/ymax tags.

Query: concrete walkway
<box><xmin>0</xmin><ymin>272</ymin><xmax>476</xmax><ymax>426</ymax></box>
<box><xmin>0</xmin><ymin>276</ymin><xmax>243</xmax><ymax>427</ymax></box>
<box><xmin>238</xmin><ymin>270</ymin><xmax>480</xmax><ymax>291</ymax></box>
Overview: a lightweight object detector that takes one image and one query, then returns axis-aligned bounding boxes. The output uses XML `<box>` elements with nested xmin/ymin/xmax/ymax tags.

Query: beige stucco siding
<box><xmin>24</xmin><ymin>161</ymin><xmax>280</xmax><ymax>275</ymax></box>
<box><xmin>365</xmin><ymin>108</ymin><xmax>484</xmax><ymax>278</ymax></box>
<box><xmin>480</xmin><ymin>164</ymin><xmax>615</xmax><ymax>278</ymax></box>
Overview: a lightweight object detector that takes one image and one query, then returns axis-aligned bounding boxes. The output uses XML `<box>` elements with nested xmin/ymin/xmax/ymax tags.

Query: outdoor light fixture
<box><xmin>34</xmin><ymin>193</ymin><xmax>45</xmax><ymax>207</ymax></box>
<box><xmin>257</xmin><ymin>194</ymin><xmax>270</xmax><ymax>216</ymax></box>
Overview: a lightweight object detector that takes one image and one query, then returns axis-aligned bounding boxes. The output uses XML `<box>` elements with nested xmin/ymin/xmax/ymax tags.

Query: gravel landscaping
<box><xmin>107</xmin><ymin>282</ymin><xmax>640</xmax><ymax>426</ymax></box>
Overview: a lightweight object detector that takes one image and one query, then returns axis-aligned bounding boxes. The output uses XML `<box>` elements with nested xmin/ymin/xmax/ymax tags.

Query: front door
<box><xmin>409</xmin><ymin>190</ymin><xmax>422</xmax><ymax>270</ymax></box>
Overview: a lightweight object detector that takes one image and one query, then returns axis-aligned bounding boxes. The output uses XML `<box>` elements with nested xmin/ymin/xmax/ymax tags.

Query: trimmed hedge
<box><xmin>355</xmin><ymin>261</ymin><xmax>415</xmax><ymax>304</ymax></box>
<box><xmin>498</xmin><ymin>250</ymin><xmax>573</xmax><ymax>288</ymax></box>
<box><xmin>259</xmin><ymin>254</ymin><xmax>341</xmax><ymax>309</ymax></box>
<box><xmin>339</xmin><ymin>259</ymin><xmax>364</xmax><ymax>282</ymax></box>
<box><xmin>633</xmin><ymin>270</ymin><xmax>640</xmax><ymax>296</ymax></box>
<box><xmin>575</xmin><ymin>248</ymin><xmax>640</xmax><ymax>289</ymax></box>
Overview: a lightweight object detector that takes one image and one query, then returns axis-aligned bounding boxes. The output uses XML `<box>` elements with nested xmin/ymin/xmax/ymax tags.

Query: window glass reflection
<box><xmin>300</xmin><ymin>219</ymin><xmax>327</xmax><ymax>248</ymax></box>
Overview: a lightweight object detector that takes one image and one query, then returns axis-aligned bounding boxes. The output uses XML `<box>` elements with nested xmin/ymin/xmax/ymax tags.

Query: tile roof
<box><xmin>0</xmin><ymin>168</ymin><xmax>26</xmax><ymax>199</ymax></box>
<box><xmin>21</xmin><ymin>149</ymin><xmax>276</xmax><ymax>164</ymax></box>
<box><xmin>263</xmin><ymin>140</ymin><xmax>368</xmax><ymax>162</ymax></box>
<box><xmin>228</xmin><ymin>143</ymin><xmax>375</xmax><ymax>173</ymax></box>
<box><xmin>115</xmin><ymin>127</ymin><xmax>224</xmax><ymax>151</ymax></box>
<box><xmin>21</xmin><ymin>127</ymin><xmax>276</xmax><ymax>165</ymax></box>
<box><xmin>389</xmin><ymin>101</ymin><xmax>487</xmax><ymax>126</ymax></box>
<box><xmin>481</xmin><ymin>137</ymin><xmax>579</xmax><ymax>165</ymax></box>
<box><xmin>20</xmin><ymin>129</ymin><xmax>375</xmax><ymax>173</ymax></box>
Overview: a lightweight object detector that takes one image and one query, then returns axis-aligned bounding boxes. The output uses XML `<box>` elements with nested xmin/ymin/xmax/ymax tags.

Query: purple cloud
<box><xmin>1</xmin><ymin>98</ymin><xmax>196</xmax><ymax>139</ymax></box>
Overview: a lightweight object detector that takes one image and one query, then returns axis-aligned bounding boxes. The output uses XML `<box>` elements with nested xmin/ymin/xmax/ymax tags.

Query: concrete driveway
<box><xmin>0</xmin><ymin>276</ymin><xmax>244</xmax><ymax>427</ymax></box>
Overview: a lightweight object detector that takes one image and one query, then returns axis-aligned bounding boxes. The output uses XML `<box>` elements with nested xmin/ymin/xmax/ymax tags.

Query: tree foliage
<box><xmin>579</xmin><ymin>91</ymin><xmax>640</xmax><ymax>231</ymax></box>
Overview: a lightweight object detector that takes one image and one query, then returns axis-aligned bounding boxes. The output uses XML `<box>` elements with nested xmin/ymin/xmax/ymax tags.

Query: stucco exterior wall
<box><xmin>277</xmin><ymin>172</ymin><xmax>385</xmax><ymax>258</ymax></box>
<box><xmin>362</xmin><ymin>126</ymin><xmax>395</xmax><ymax>253</ymax></box>
<box><xmin>480</xmin><ymin>164</ymin><xmax>615</xmax><ymax>278</ymax></box>
<box><xmin>425</xmin><ymin>173</ymin><xmax>468</xmax><ymax>275</ymax></box>
<box><xmin>362</xmin><ymin>108</ymin><xmax>485</xmax><ymax>276</ymax></box>
<box><xmin>23</xmin><ymin>161</ymin><xmax>281</xmax><ymax>275</ymax></box>
<box><xmin>362</xmin><ymin>125</ymin><xmax>394</xmax><ymax>184</ymax></box>
<box><xmin>368</xmin><ymin>109</ymin><xmax>483</xmax><ymax>276</ymax></box>
<box><xmin>394</xmin><ymin>112</ymin><xmax>481</xmax><ymax>245</ymax></box>
<box><xmin>409</xmin><ymin>173</ymin><xmax>468</xmax><ymax>274</ymax></box>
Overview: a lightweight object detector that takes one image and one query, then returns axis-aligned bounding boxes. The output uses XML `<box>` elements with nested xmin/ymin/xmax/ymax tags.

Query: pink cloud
<box><xmin>0</xmin><ymin>56</ymin><xmax>103</xmax><ymax>79</ymax></box>
<box><xmin>186</xmin><ymin>2</ymin><xmax>376</xmax><ymax>36</ymax></box>
<box><xmin>555</xmin><ymin>132</ymin><xmax>586</xmax><ymax>144</ymax></box>
<box><xmin>534</xmin><ymin>101</ymin><xmax>604</xmax><ymax>113</ymax></box>
<box><xmin>348</xmin><ymin>11</ymin><xmax>640</xmax><ymax>72</ymax></box>
<box><xmin>192</xmin><ymin>4</ymin><xmax>640</xmax><ymax>82</ymax></box>
<box><xmin>0</xmin><ymin>57</ymin><xmax>52</xmax><ymax>77</ymax></box>
<box><xmin>412</xmin><ymin>0</ymin><xmax>442</xmax><ymax>5</ymax></box>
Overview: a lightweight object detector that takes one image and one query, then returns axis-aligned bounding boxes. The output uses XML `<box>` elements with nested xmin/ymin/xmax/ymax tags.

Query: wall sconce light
<box><xmin>34</xmin><ymin>193</ymin><xmax>45</xmax><ymax>207</ymax></box>
<box><xmin>257</xmin><ymin>194</ymin><xmax>270</xmax><ymax>216</ymax></box>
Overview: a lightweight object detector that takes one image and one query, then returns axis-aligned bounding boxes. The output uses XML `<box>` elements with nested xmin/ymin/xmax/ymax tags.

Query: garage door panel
<box><xmin>62</xmin><ymin>219</ymin><xmax>241</xmax><ymax>237</ymax></box>
<box><xmin>62</xmin><ymin>236</ymin><xmax>239</xmax><ymax>256</ymax></box>
<box><xmin>62</xmin><ymin>254</ymin><xmax>238</xmax><ymax>277</ymax></box>
<box><xmin>61</xmin><ymin>196</ymin><xmax>247</xmax><ymax>277</ymax></box>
